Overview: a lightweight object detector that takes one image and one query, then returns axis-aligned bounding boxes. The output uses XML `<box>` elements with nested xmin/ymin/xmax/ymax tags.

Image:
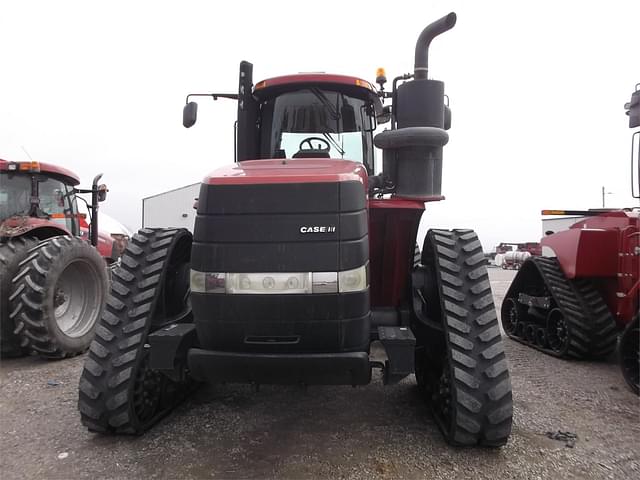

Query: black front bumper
<box><xmin>187</xmin><ymin>348</ymin><xmax>371</xmax><ymax>385</ymax></box>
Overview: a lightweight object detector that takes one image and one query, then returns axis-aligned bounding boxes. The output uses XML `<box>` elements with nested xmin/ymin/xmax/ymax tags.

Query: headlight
<box><xmin>190</xmin><ymin>264</ymin><xmax>367</xmax><ymax>295</ymax></box>
<box><xmin>190</xmin><ymin>271</ymin><xmax>225</xmax><ymax>293</ymax></box>
<box><xmin>226</xmin><ymin>272</ymin><xmax>312</xmax><ymax>294</ymax></box>
<box><xmin>338</xmin><ymin>264</ymin><xmax>368</xmax><ymax>293</ymax></box>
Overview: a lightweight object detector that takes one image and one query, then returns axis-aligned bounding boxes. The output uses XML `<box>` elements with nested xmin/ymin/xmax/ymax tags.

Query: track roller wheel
<box><xmin>500</xmin><ymin>297</ymin><xmax>522</xmax><ymax>335</ymax></box>
<box><xmin>546</xmin><ymin>307</ymin><xmax>569</xmax><ymax>355</ymax></box>
<box><xmin>9</xmin><ymin>236</ymin><xmax>109</xmax><ymax>358</ymax></box>
<box><xmin>619</xmin><ymin>316</ymin><xmax>639</xmax><ymax>395</ymax></box>
<box><xmin>0</xmin><ymin>237</ymin><xmax>39</xmax><ymax>357</ymax></box>
<box><xmin>78</xmin><ymin>228</ymin><xmax>194</xmax><ymax>434</ymax></box>
<box><xmin>414</xmin><ymin>229</ymin><xmax>513</xmax><ymax>447</ymax></box>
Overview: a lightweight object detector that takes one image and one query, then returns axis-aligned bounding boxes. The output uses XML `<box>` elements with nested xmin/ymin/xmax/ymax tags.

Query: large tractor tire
<box><xmin>78</xmin><ymin>228</ymin><xmax>193</xmax><ymax>434</ymax></box>
<box><xmin>0</xmin><ymin>237</ymin><xmax>39</xmax><ymax>357</ymax></box>
<box><xmin>619</xmin><ymin>316</ymin><xmax>639</xmax><ymax>395</ymax></box>
<box><xmin>413</xmin><ymin>229</ymin><xmax>513</xmax><ymax>447</ymax></box>
<box><xmin>9</xmin><ymin>236</ymin><xmax>109</xmax><ymax>359</ymax></box>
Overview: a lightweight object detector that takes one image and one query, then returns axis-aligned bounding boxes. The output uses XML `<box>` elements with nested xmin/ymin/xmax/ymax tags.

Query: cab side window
<box><xmin>38</xmin><ymin>178</ymin><xmax>76</xmax><ymax>233</ymax></box>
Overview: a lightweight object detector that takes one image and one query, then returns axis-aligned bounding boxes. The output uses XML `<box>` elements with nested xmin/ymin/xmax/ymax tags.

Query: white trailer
<box><xmin>142</xmin><ymin>183</ymin><xmax>200</xmax><ymax>232</ymax></box>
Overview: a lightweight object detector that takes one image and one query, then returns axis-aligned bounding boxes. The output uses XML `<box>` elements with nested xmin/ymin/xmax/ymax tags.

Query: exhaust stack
<box><xmin>374</xmin><ymin>13</ymin><xmax>456</xmax><ymax>200</ymax></box>
<box><xmin>414</xmin><ymin>12</ymin><xmax>457</xmax><ymax>80</ymax></box>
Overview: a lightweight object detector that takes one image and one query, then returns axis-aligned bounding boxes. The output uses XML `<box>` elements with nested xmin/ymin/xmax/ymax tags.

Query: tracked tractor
<box><xmin>79</xmin><ymin>13</ymin><xmax>513</xmax><ymax>446</ymax></box>
<box><xmin>501</xmin><ymin>84</ymin><xmax>640</xmax><ymax>394</ymax></box>
<box><xmin>0</xmin><ymin>159</ymin><xmax>114</xmax><ymax>358</ymax></box>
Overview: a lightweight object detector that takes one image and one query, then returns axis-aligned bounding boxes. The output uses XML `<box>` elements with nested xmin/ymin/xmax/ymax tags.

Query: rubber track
<box><xmin>78</xmin><ymin>228</ymin><xmax>192</xmax><ymax>434</ymax></box>
<box><xmin>0</xmin><ymin>237</ymin><xmax>37</xmax><ymax>357</ymax></box>
<box><xmin>504</xmin><ymin>257</ymin><xmax>617</xmax><ymax>359</ymax></box>
<box><xmin>428</xmin><ymin>229</ymin><xmax>513</xmax><ymax>447</ymax></box>
<box><xmin>9</xmin><ymin>236</ymin><xmax>105</xmax><ymax>358</ymax></box>
<box><xmin>619</xmin><ymin>315</ymin><xmax>639</xmax><ymax>395</ymax></box>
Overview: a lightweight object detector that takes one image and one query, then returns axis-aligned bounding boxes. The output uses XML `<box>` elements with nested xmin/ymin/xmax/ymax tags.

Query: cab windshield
<box><xmin>0</xmin><ymin>172</ymin><xmax>77</xmax><ymax>232</ymax></box>
<box><xmin>259</xmin><ymin>88</ymin><xmax>375</xmax><ymax>170</ymax></box>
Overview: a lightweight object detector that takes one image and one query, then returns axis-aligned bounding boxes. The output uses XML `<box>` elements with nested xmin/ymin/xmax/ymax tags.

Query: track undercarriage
<box><xmin>501</xmin><ymin>257</ymin><xmax>618</xmax><ymax>360</ymax></box>
<box><xmin>79</xmin><ymin>227</ymin><xmax>513</xmax><ymax>446</ymax></box>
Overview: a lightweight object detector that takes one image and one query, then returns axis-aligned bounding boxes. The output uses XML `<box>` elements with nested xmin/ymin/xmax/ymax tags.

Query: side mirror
<box><xmin>377</xmin><ymin>105</ymin><xmax>392</xmax><ymax>124</ymax></box>
<box><xmin>626</xmin><ymin>89</ymin><xmax>640</xmax><ymax>128</ymax></box>
<box><xmin>183</xmin><ymin>102</ymin><xmax>198</xmax><ymax>128</ymax></box>
<box><xmin>97</xmin><ymin>184</ymin><xmax>108</xmax><ymax>202</ymax></box>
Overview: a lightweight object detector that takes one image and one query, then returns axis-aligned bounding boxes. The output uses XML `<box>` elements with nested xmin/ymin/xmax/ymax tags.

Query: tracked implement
<box><xmin>79</xmin><ymin>13</ymin><xmax>514</xmax><ymax>446</ymax></box>
<box><xmin>502</xmin><ymin>256</ymin><xmax>618</xmax><ymax>358</ymax></box>
<box><xmin>501</xmin><ymin>84</ymin><xmax>640</xmax><ymax>393</ymax></box>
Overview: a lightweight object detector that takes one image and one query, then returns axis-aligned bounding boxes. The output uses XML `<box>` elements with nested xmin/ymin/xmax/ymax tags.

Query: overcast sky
<box><xmin>2</xmin><ymin>0</ymin><xmax>639</xmax><ymax>251</ymax></box>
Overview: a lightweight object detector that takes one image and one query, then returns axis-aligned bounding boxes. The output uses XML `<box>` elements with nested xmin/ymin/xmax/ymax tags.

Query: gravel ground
<box><xmin>1</xmin><ymin>268</ymin><xmax>638</xmax><ymax>479</ymax></box>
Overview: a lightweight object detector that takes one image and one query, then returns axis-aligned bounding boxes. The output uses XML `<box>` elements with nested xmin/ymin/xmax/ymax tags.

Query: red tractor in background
<box><xmin>501</xmin><ymin>85</ymin><xmax>640</xmax><ymax>394</ymax></box>
<box><xmin>79</xmin><ymin>13</ymin><xmax>513</xmax><ymax>447</ymax></box>
<box><xmin>0</xmin><ymin>159</ymin><xmax>117</xmax><ymax>359</ymax></box>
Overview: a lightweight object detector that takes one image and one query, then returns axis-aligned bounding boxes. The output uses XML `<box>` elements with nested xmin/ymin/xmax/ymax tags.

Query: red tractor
<box><xmin>79</xmin><ymin>13</ymin><xmax>513</xmax><ymax>446</ymax></box>
<box><xmin>0</xmin><ymin>159</ymin><xmax>115</xmax><ymax>359</ymax></box>
<box><xmin>501</xmin><ymin>85</ymin><xmax>640</xmax><ymax>394</ymax></box>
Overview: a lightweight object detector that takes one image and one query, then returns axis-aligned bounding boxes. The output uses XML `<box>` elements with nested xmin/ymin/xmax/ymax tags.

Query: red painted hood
<box><xmin>204</xmin><ymin>159</ymin><xmax>368</xmax><ymax>186</ymax></box>
<box><xmin>568</xmin><ymin>209</ymin><xmax>640</xmax><ymax>230</ymax></box>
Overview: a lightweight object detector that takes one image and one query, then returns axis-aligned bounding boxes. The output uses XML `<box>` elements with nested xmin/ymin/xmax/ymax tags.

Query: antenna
<box><xmin>20</xmin><ymin>146</ymin><xmax>34</xmax><ymax>162</ymax></box>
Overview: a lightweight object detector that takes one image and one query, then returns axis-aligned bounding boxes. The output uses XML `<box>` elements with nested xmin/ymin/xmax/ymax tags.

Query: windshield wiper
<box><xmin>322</xmin><ymin>132</ymin><xmax>345</xmax><ymax>157</ymax></box>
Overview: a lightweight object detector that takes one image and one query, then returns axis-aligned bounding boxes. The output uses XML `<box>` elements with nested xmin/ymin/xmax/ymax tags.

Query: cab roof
<box><xmin>254</xmin><ymin>73</ymin><xmax>377</xmax><ymax>93</ymax></box>
<box><xmin>253</xmin><ymin>73</ymin><xmax>382</xmax><ymax>113</ymax></box>
<box><xmin>0</xmin><ymin>158</ymin><xmax>81</xmax><ymax>186</ymax></box>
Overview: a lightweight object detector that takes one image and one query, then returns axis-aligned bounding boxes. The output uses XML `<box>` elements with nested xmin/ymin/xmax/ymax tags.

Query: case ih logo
<box><xmin>299</xmin><ymin>226</ymin><xmax>337</xmax><ymax>234</ymax></box>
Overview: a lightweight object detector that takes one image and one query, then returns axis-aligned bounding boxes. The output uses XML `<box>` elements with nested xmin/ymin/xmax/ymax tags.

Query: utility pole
<box><xmin>601</xmin><ymin>186</ymin><xmax>613</xmax><ymax>208</ymax></box>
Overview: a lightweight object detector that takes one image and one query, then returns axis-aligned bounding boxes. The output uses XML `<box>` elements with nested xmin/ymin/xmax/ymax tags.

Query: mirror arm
<box><xmin>185</xmin><ymin>93</ymin><xmax>239</xmax><ymax>104</ymax></box>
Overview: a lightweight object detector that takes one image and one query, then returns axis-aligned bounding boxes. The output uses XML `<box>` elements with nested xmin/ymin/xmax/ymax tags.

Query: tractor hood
<box><xmin>203</xmin><ymin>159</ymin><xmax>368</xmax><ymax>186</ymax></box>
<box><xmin>0</xmin><ymin>216</ymin><xmax>72</xmax><ymax>238</ymax></box>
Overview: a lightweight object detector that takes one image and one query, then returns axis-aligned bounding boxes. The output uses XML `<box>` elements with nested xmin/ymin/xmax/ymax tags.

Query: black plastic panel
<box><xmin>192</xmin><ymin>291</ymin><xmax>370</xmax><ymax>353</ymax></box>
<box><xmin>191</xmin><ymin>236</ymin><xmax>367</xmax><ymax>272</ymax></box>
<box><xmin>187</xmin><ymin>349</ymin><xmax>372</xmax><ymax>385</ymax></box>
<box><xmin>192</xmin><ymin>180</ymin><xmax>368</xmax><ymax>272</ymax></box>
<box><xmin>194</xmin><ymin>210</ymin><xmax>367</xmax><ymax>243</ymax></box>
<box><xmin>197</xmin><ymin>181</ymin><xmax>365</xmax><ymax>215</ymax></box>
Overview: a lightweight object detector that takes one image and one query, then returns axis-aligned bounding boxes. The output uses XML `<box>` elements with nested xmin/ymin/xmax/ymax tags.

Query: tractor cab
<box><xmin>183</xmin><ymin>69</ymin><xmax>383</xmax><ymax>173</ymax></box>
<box><xmin>0</xmin><ymin>160</ymin><xmax>83</xmax><ymax>236</ymax></box>
<box><xmin>251</xmin><ymin>74</ymin><xmax>382</xmax><ymax>172</ymax></box>
<box><xmin>0</xmin><ymin>159</ymin><xmax>112</xmax><ymax>256</ymax></box>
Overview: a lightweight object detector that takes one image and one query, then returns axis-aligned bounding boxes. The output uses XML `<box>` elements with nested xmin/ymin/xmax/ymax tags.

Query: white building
<box><xmin>142</xmin><ymin>183</ymin><xmax>200</xmax><ymax>231</ymax></box>
<box><xmin>541</xmin><ymin>216</ymin><xmax>584</xmax><ymax>236</ymax></box>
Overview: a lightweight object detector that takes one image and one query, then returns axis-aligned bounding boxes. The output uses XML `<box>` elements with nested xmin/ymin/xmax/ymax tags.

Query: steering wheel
<box><xmin>299</xmin><ymin>137</ymin><xmax>331</xmax><ymax>152</ymax></box>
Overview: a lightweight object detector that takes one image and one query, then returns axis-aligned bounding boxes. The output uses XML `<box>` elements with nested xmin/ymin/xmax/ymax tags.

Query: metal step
<box><xmin>377</xmin><ymin>326</ymin><xmax>416</xmax><ymax>384</ymax></box>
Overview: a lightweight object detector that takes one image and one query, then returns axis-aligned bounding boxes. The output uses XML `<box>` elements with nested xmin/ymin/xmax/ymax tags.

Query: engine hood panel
<box><xmin>204</xmin><ymin>159</ymin><xmax>368</xmax><ymax>186</ymax></box>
